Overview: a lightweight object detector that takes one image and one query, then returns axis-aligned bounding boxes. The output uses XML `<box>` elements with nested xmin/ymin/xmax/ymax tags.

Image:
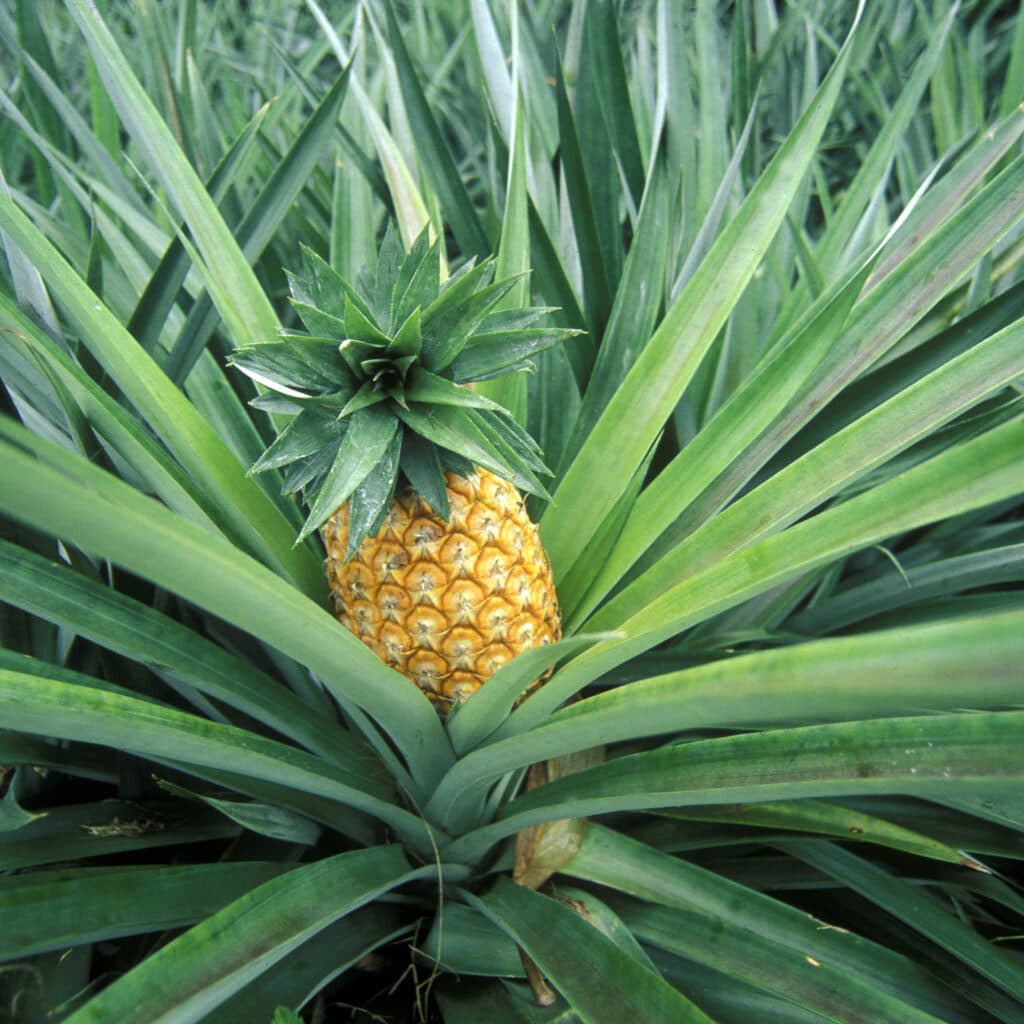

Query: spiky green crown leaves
<box><xmin>230</xmin><ymin>226</ymin><xmax>581</xmax><ymax>554</ymax></box>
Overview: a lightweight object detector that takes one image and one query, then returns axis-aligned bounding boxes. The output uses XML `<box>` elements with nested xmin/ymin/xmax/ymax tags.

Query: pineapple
<box><xmin>230</xmin><ymin>227</ymin><xmax>575</xmax><ymax>709</ymax></box>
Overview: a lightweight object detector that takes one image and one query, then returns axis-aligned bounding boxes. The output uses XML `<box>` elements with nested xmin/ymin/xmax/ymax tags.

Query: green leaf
<box><xmin>0</xmin><ymin>293</ymin><xmax>222</xmax><ymax>535</ymax></box>
<box><xmin>524</xmin><ymin>413</ymin><xmax>1024</xmax><ymax>730</ymax></box>
<box><xmin>300</xmin><ymin>405</ymin><xmax>399</xmax><ymax>541</ymax></box>
<box><xmin>0</xmin><ymin>668</ymin><xmax>433</xmax><ymax>848</ymax></box>
<box><xmin>344</xmin><ymin>428</ymin><xmax>402</xmax><ymax>558</ymax></box>
<box><xmin>618</xmin><ymin>897</ymin><xmax>951</xmax><ymax>1024</ymax></box>
<box><xmin>580</xmin><ymin>0</ymin><xmax>645</xmax><ymax>206</ymax></box>
<box><xmin>156</xmin><ymin>779</ymin><xmax>321</xmax><ymax>846</ymax></box>
<box><xmin>540</xmin><ymin>5</ymin><xmax>864</xmax><ymax>580</ymax></box>
<box><xmin>445</xmin><ymin>634</ymin><xmax>613</xmax><ymax>757</ymax></box>
<box><xmin>657</xmin><ymin>800</ymin><xmax>974</xmax><ymax>866</ymax></box>
<box><xmin>387</xmin><ymin>306</ymin><xmax>423</xmax><ymax>359</ymax></box>
<box><xmin>586</xmin><ymin>307</ymin><xmax>1024</xmax><ymax>635</ymax></box>
<box><xmin>562</xmin><ymin>151</ymin><xmax>670</xmax><ymax>469</ymax></box>
<box><xmin>0</xmin><ymin>193</ymin><xmax>321</xmax><ymax>594</ymax></box>
<box><xmin>421</xmin><ymin>902</ymin><xmax>525</xmax><ymax>978</ymax></box>
<box><xmin>383</xmin><ymin>0</ymin><xmax>490</xmax><ymax>259</ymax></box>
<box><xmin>0</xmin><ymin>799</ymin><xmax>238</xmax><ymax>872</ymax></box>
<box><xmin>392</xmin><ymin>231</ymin><xmax>440</xmax><ymax>329</ymax></box>
<box><xmin>430</xmin><ymin>609</ymin><xmax>1024</xmax><ymax>825</ymax></box>
<box><xmin>0</xmin><ymin>863</ymin><xmax>286</xmax><ymax>963</ymax></box>
<box><xmin>207</xmin><ymin>906</ymin><xmax>408</xmax><ymax>1024</ymax></box>
<box><xmin>553</xmin><ymin>54</ymin><xmax>612</xmax><ymax>336</ymax></box>
<box><xmin>65</xmin><ymin>0</ymin><xmax>279</xmax><ymax>349</ymax></box>
<box><xmin>451</xmin><ymin>328</ymin><xmax>584</xmax><ymax>384</ymax></box>
<box><xmin>251</xmin><ymin>406</ymin><xmax>345</xmax><ymax>475</ymax></box>
<box><xmin>422</xmin><ymin>272</ymin><xmax>521</xmax><ymax>371</ymax></box>
<box><xmin>399</xmin><ymin>429</ymin><xmax>450</xmax><ymax>518</ymax></box>
<box><xmin>292</xmin><ymin>244</ymin><xmax>376</xmax><ymax>327</ymax></box>
<box><xmin>166</xmin><ymin>63</ymin><xmax>352</xmax><ymax>379</ymax></box>
<box><xmin>449</xmin><ymin>712</ymin><xmax>1024</xmax><ymax>863</ymax></box>
<box><xmin>0</xmin><ymin>775</ymin><xmax>39</xmax><ymax>833</ymax></box>
<box><xmin>790</xmin><ymin>543</ymin><xmax>1024</xmax><ymax>635</ymax></box>
<box><xmin>0</xmin><ymin>538</ymin><xmax>364</xmax><ymax>764</ymax></box>
<box><xmin>783</xmin><ymin>841</ymin><xmax>1024</xmax><ymax>1004</ymax></box>
<box><xmin>475</xmin><ymin>68</ymin><xmax>530</xmax><ymax>425</ymax></box>
<box><xmin>0</xmin><ymin>419</ymin><xmax>453</xmax><ymax>803</ymax></box>
<box><xmin>405</xmin><ymin>369</ymin><xmax>506</xmax><ymax>412</ymax></box>
<box><xmin>396</xmin><ymin>404</ymin><xmax>520</xmax><ymax>486</ymax></box>
<box><xmin>229</xmin><ymin>339</ymin><xmax>352</xmax><ymax>396</ymax></box>
<box><xmin>127</xmin><ymin>101</ymin><xmax>269</xmax><ymax>356</ymax></box>
<box><xmin>468</xmin><ymin>877</ymin><xmax>715</xmax><ymax>1023</ymax></box>
<box><xmin>564</xmin><ymin>825</ymin><xmax>996</xmax><ymax>1024</ymax></box>
<box><xmin>62</xmin><ymin>847</ymin><xmax>428</xmax><ymax>1024</ymax></box>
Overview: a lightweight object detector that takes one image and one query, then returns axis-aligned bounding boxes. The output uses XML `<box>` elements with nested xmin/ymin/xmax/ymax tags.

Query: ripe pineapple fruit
<box><xmin>231</xmin><ymin>227</ymin><xmax>576</xmax><ymax>710</ymax></box>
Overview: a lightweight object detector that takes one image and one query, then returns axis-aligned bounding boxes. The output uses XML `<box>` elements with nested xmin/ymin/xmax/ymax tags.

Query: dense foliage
<box><xmin>1</xmin><ymin>1</ymin><xmax>1023</xmax><ymax>1021</ymax></box>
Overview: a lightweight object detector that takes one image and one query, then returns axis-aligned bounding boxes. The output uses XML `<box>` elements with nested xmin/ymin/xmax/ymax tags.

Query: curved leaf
<box><xmin>468</xmin><ymin>877</ymin><xmax>715</xmax><ymax>1023</ymax></box>
<box><xmin>0</xmin><ymin>416</ymin><xmax>454</xmax><ymax>797</ymax></box>
<box><xmin>0</xmin><ymin>863</ymin><xmax>286</xmax><ymax>962</ymax></box>
<box><xmin>63</xmin><ymin>846</ymin><xmax>426</xmax><ymax>1024</ymax></box>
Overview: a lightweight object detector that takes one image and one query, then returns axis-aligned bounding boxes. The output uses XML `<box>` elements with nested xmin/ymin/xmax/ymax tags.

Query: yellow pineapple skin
<box><xmin>324</xmin><ymin>468</ymin><xmax>561</xmax><ymax>710</ymax></box>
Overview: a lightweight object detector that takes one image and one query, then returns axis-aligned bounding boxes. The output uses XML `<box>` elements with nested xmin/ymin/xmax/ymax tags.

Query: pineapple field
<box><xmin>2</xmin><ymin>0</ymin><xmax>1024</xmax><ymax>1021</ymax></box>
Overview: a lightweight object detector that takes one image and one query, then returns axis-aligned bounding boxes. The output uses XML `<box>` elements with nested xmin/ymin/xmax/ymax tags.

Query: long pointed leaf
<box><xmin>468</xmin><ymin>877</ymin><xmax>715</xmax><ymax>1024</ymax></box>
<box><xmin>540</xmin><ymin>5</ymin><xmax>864</xmax><ymax>580</ymax></box>
<box><xmin>0</xmin><ymin>417</ymin><xmax>454</xmax><ymax>797</ymax></box>
<box><xmin>62</xmin><ymin>847</ymin><xmax>427</xmax><ymax>1024</ymax></box>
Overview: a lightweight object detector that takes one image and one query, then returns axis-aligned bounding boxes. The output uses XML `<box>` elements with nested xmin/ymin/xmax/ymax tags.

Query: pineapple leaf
<box><xmin>344</xmin><ymin>291</ymin><xmax>391</xmax><ymax>344</ymax></box>
<box><xmin>420</xmin><ymin>272</ymin><xmax>521</xmax><ymax>370</ymax></box>
<box><xmin>345</xmin><ymin>430</ymin><xmax>402</xmax><ymax>559</ymax></box>
<box><xmin>540</xmin><ymin>3</ymin><xmax>865</xmax><ymax>581</ymax></box>
<box><xmin>164</xmin><ymin>60</ymin><xmax>354</xmax><ymax>382</ymax></box>
<box><xmin>399</xmin><ymin>431</ymin><xmax>450</xmax><ymax>519</ymax></box>
<box><xmin>553</xmin><ymin>47</ymin><xmax>613</xmax><ymax>336</ymax></box>
<box><xmin>467</xmin><ymin>878</ymin><xmax>714</xmax><ymax>1022</ymax></box>
<box><xmin>337</xmin><ymin>336</ymin><xmax>385</xmax><ymax>376</ymax></box>
<box><xmin>395</xmin><ymin>403</ymin><xmax>507</xmax><ymax>479</ymax></box>
<box><xmin>250</xmin><ymin>407</ymin><xmax>345</xmax><ymax>474</ymax></box>
<box><xmin>564</xmin><ymin>149</ymin><xmax>671</xmax><ymax>467</ymax></box>
<box><xmin>446</xmin><ymin>710</ymin><xmax>1024</xmax><ymax>862</ymax></box>
<box><xmin>337</xmin><ymin>381</ymin><xmax>389</xmax><ymax>419</ymax></box>
<box><xmin>281</xmin><ymin>440</ymin><xmax>342</xmax><ymax>496</ymax></box>
<box><xmin>299</xmin><ymin>406</ymin><xmax>399</xmax><ymax>542</ymax></box>
<box><xmin>564</xmin><ymin>826</ymin><xmax>975</xmax><ymax>1024</ymax></box>
<box><xmin>0</xmin><ymin>191</ymin><xmax>321</xmax><ymax>593</ymax></box>
<box><xmin>471</xmin><ymin>409</ymin><xmax>549</xmax><ymax>475</ymax></box>
<box><xmin>382</xmin><ymin>0</ymin><xmax>491</xmax><ymax>259</ymax></box>
<box><xmin>288</xmin><ymin>298</ymin><xmax>347</xmax><ymax>339</ymax></box>
<box><xmin>0</xmin><ymin>538</ymin><xmax>351</xmax><ymax>763</ymax></box>
<box><xmin>294</xmin><ymin>244</ymin><xmax>376</xmax><ymax>326</ymax></box>
<box><xmin>450</xmin><ymin>327</ymin><xmax>585</xmax><ymax>383</ymax></box>
<box><xmin>391</xmin><ymin>227</ymin><xmax>440</xmax><ymax>327</ymax></box>
<box><xmin>229</xmin><ymin>339</ymin><xmax>354</xmax><ymax>396</ymax></box>
<box><xmin>477</xmin><ymin>306</ymin><xmax>560</xmax><ymax>333</ymax></box>
<box><xmin>65</xmin><ymin>0</ymin><xmax>280</xmax><ymax>349</ymax></box>
<box><xmin>127</xmin><ymin>96</ymin><xmax>269</xmax><ymax>355</ymax></box>
<box><xmin>49</xmin><ymin>847</ymin><xmax>427</xmax><ymax>1023</ymax></box>
<box><xmin>373</xmin><ymin>221</ymin><xmax>406</xmax><ymax>330</ymax></box>
<box><xmin>387</xmin><ymin>306</ymin><xmax>423</xmax><ymax>357</ymax></box>
<box><xmin>403</xmin><ymin>369</ymin><xmax>507</xmax><ymax>412</ymax></box>
<box><xmin>0</xmin><ymin>862</ymin><xmax>288</xmax><ymax>962</ymax></box>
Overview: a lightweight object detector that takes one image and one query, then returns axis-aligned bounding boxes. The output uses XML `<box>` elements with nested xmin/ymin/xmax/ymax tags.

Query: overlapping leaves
<box><xmin>230</xmin><ymin>226</ymin><xmax>579</xmax><ymax>548</ymax></box>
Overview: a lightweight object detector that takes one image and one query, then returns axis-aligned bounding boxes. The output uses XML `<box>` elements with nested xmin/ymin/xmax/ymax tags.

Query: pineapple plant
<box><xmin>1</xmin><ymin>1</ymin><xmax>1024</xmax><ymax>1023</ymax></box>
<box><xmin>229</xmin><ymin>229</ymin><xmax>569</xmax><ymax>709</ymax></box>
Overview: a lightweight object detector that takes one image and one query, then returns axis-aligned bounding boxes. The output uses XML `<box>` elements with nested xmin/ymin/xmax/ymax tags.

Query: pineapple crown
<box><xmin>229</xmin><ymin>225</ymin><xmax>581</xmax><ymax>554</ymax></box>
